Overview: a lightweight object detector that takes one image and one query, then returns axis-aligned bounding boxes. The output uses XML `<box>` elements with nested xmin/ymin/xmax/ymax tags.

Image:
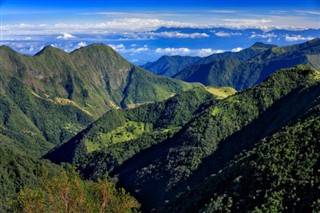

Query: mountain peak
<box><xmin>305</xmin><ymin>37</ymin><xmax>320</xmax><ymax>45</ymax></box>
<box><xmin>35</xmin><ymin>45</ymin><xmax>67</xmax><ymax>56</ymax></box>
<box><xmin>70</xmin><ymin>43</ymin><xmax>118</xmax><ymax>56</ymax></box>
<box><xmin>0</xmin><ymin>45</ymin><xmax>18</xmax><ymax>54</ymax></box>
<box><xmin>250</xmin><ymin>42</ymin><xmax>277</xmax><ymax>49</ymax></box>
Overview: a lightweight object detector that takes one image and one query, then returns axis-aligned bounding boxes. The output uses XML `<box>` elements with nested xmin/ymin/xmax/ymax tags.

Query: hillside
<box><xmin>112</xmin><ymin>65</ymin><xmax>319</xmax><ymax>211</ymax></box>
<box><xmin>0</xmin><ymin>44</ymin><xmax>195</xmax><ymax>154</ymax></box>
<box><xmin>0</xmin><ymin>145</ymin><xmax>61</xmax><ymax>211</ymax></box>
<box><xmin>165</xmin><ymin>105</ymin><xmax>320</xmax><ymax>212</ymax></box>
<box><xmin>141</xmin><ymin>42</ymin><xmax>274</xmax><ymax>77</ymax></box>
<box><xmin>141</xmin><ymin>55</ymin><xmax>200</xmax><ymax>76</ymax></box>
<box><xmin>0</xmin><ymin>43</ymin><xmax>198</xmax><ymax>212</ymax></box>
<box><xmin>173</xmin><ymin>39</ymin><xmax>320</xmax><ymax>90</ymax></box>
<box><xmin>43</xmin><ymin>87</ymin><xmax>231</xmax><ymax>166</ymax></box>
<box><xmin>44</xmin><ymin>65</ymin><xmax>320</xmax><ymax>212</ymax></box>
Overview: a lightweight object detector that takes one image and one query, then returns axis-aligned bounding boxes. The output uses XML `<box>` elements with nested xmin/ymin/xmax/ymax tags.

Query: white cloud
<box><xmin>57</xmin><ymin>33</ymin><xmax>76</xmax><ymax>39</ymax></box>
<box><xmin>285</xmin><ymin>35</ymin><xmax>314</xmax><ymax>42</ymax></box>
<box><xmin>146</xmin><ymin>31</ymin><xmax>209</xmax><ymax>39</ymax></box>
<box><xmin>155</xmin><ymin>46</ymin><xmax>248</xmax><ymax>56</ymax></box>
<box><xmin>109</xmin><ymin>44</ymin><xmax>125</xmax><ymax>51</ymax></box>
<box><xmin>267</xmin><ymin>38</ymin><xmax>273</xmax><ymax>43</ymax></box>
<box><xmin>214</xmin><ymin>31</ymin><xmax>242</xmax><ymax>37</ymax></box>
<box><xmin>81</xmin><ymin>11</ymin><xmax>187</xmax><ymax>18</ymax></box>
<box><xmin>214</xmin><ymin>31</ymin><xmax>231</xmax><ymax>37</ymax></box>
<box><xmin>90</xmin><ymin>18</ymin><xmax>194</xmax><ymax>32</ymax></box>
<box><xmin>76</xmin><ymin>42</ymin><xmax>87</xmax><ymax>48</ymax></box>
<box><xmin>231</xmin><ymin>47</ymin><xmax>243</xmax><ymax>52</ymax></box>
<box><xmin>109</xmin><ymin>44</ymin><xmax>149</xmax><ymax>54</ymax></box>
<box><xmin>155</xmin><ymin>47</ymin><xmax>225</xmax><ymax>57</ymax></box>
<box><xmin>250</xmin><ymin>32</ymin><xmax>277</xmax><ymax>39</ymax></box>
<box><xmin>295</xmin><ymin>10</ymin><xmax>320</xmax><ymax>16</ymax></box>
<box><xmin>134</xmin><ymin>45</ymin><xmax>149</xmax><ymax>53</ymax></box>
<box><xmin>223</xmin><ymin>18</ymin><xmax>272</xmax><ymax>29</ymax></box>
<box><xmin>3</xmin><ymin>14</ymin><xmax>319</xmax><ymax>37</ymax></box>
<box><xmin>197</xmin><ymin>48</ymin><xmax>225</xmax><ymax>56</ymax></box>
<box><xmin>208</xmin><ymin>10</ymin><xmax>236</xmax><ymax>14</ymax></box>
<box><xmin>2</xmin><ymin>41</ymin><xmax>45</xmax><ymax>54</ymax></box>
<box><xmin>131</xmin><ymin>59</ymin><xmax>139</xmax><ymax>63</ymax></box>
<box><xmin>156</xmin><ymin>47</ymin><xmax>191</xmax><ymax>55</ymax></box>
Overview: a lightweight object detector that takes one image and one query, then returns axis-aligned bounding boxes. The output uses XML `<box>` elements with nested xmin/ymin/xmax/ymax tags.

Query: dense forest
<box><xmin>0</xmin><ymin>38</ymin><xmax>319</xmax><ymax>212</ymax></box>
<box><xmin>45</xmin><ymin>65</ymin><xmax>320</xmax><ymax>212</ymax></box>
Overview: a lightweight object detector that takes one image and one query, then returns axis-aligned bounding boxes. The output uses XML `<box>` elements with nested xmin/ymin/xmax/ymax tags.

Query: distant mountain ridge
<box><xmin>141</xmin><ymin>42</ymin><xmax>275</xmax><ymax>76</ymax></box>
<box><xmin>142</xmin><ymin>39</ymin><xmax>320</xmax><ymax>90</ymax></box>
<box><xmin>141</xmin><ymin>55</ymin><xmax>201</xmax><ymax>76</ymax></box>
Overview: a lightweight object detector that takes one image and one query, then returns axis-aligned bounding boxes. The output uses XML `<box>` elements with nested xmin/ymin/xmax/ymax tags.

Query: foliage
<box><xmin>142</xmin><ymin>41</ymin><xmax>275</xmax><ymax>77</ymax></box>
<box><xmin>0</xmin><ymin>145</ymin><xmax>60</xmax><ymax>211</ymax></box>
<box><xmin>0</xmin><ymin>93</ymin><xmax>53</xmax><ymax>156</ymax></box>
<box><xmin>166</xmin><ymin>106</ymin><xmax>320</xmax><ymax>213</ymax></box>
<box><xmin>141</xmin><ymin>55</ymin><xmax>201</xmax><ymax>77</ymax></box>
<box><xmin>11</xmin><ymin>167</ymin><xmax>140</xmax><ymax>213</ymax></box>
<box><xmin>1</xmin><ymin>39</ymin><xmax>319</xmax><ymax>213</ymax></box>
<box><xmin>44</xmin><ymin>87</ymin><xmax>216</xmax><ymax>166</ymax></box>
<box><xmin>7</xmin><ymin>78</ymin><xmax>93</xmax><ymax>145</ymax></box>
<box><xmin>174</xmin><ymin>38</ymin><xmax>320</xmax><ymax>90</ymax></box>
<box><xmin>110</xmin><ymin>65</ymin><xmax>320</xmax><ymax>211</ymax></box>
<box><xmin>0</xmin><ymin>43</ymin><xmax>196</xmax><ymax>156</ymax></box>
<box><xmin>0</xmin><ymin>44</ymin><xmax>196</xmax><ymax>119</ymax></box>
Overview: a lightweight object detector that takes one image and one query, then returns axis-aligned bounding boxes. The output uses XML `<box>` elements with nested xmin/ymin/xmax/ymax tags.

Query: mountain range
<box><xmin>0</xmin><ymin>43</ymin><xmax>196</xmax><ymax>211</ymax></box>
<box><xmin>45</xmin><ymin>65</ymin><xmax>320</xmax><ymax>212</ymax></box>
<box><xmin>0</xmin><ymin>44</ymin><xmax>195</xmax><ymax>155</ymax></box>
<box><xmin>0</xmin><ymin>39</ymin><xmax>319</xmax><ymax>212</ymax></box>
<box><xmin>142</xmin><ymin>38</ymin><xmax>320</xmax><ymax>90</ymax></box>
<box><xmin>6</xmin><ymin>27</ymin><xmax>320</xmax><ymax>65</ymax></box>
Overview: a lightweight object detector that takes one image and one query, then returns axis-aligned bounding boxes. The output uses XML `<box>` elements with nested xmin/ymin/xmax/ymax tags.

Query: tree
<box><xmin>12</xmin><ymin>167</ymin><xmax>140</xmax><ymax>213</ymax></box>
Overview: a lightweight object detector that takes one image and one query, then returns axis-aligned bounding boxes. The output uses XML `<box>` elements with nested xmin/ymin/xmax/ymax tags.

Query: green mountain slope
<box><xmin>0</xmin><ymin>44</ymin><xmax>195</xmax><ymax>118</ymax></box>
<box><xmin>0</xmin><ymin>43</ymin><xmax>198</xmax><ymax>211</ymax></box>
<box><xmin>141</xmin><ymin>42</ymin><xmax>274</xmax><ymax>77</ymax></box>
<box><xmin>0</xmin><ymin>44</ymin><xmax>195</xmax><ymax>155</ymax></box>
<box><xmin>44</xmin><ymin>65</ymin><xmax>320</xmax><ymax>212</ymax></box>
<box><xmin>196</xmin><ymin>42</ymin><xmax>276</xmax><ymax>64</ymax></box>
<box><xmin>0</xmin><ymin>144</ymin><xmax>140</xmax><ymax>213</ymax></box>
<box><xmin>43</xmin><ymin>87</ymin><xmax>228</xmax><ymax>167</ymax></box>
<box><xmin>141</xmin><ymin>55</ymin><xmax>201</xmax><ymax>76</ymax></box>
<box><xmin>173</xmin><ymin>39</ymin><xmax>320</xmax><ymax>90</ymax></box>
<box><xmin>166</xmin><ymin>105</ymin><xmax>320</xmax><ymax>213</ymax></box>
<box><xmin>109</xmin><ymin>65</ymin><xmax>319</xmax><ymax>211</ymax></box>
<box><xmin>0</xmin><ymin>93</ymin><xmax>53</xmax><ymax>156</ymax></box>
<box><xmin>0</xmin><ymin>145</ymin><xmax>61</xmax><ymax>211</ymax></box>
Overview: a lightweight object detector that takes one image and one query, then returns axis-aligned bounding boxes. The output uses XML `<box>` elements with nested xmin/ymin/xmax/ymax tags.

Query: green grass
<box><xmin>205</xmin><ymin>86</ymin><xmax>237</xmax><ymax>99</ymax></box>
<box><xmin>84</xmin><ymin>121</ymin><xmax>153</xmax><ymax>153</ymax></box>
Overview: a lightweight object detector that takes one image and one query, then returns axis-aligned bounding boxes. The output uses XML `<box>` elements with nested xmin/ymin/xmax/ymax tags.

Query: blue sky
<box><xmin>1</xmin><ymin>0</ymin><xmax>319</xmax><ymax>64</ymax></box>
